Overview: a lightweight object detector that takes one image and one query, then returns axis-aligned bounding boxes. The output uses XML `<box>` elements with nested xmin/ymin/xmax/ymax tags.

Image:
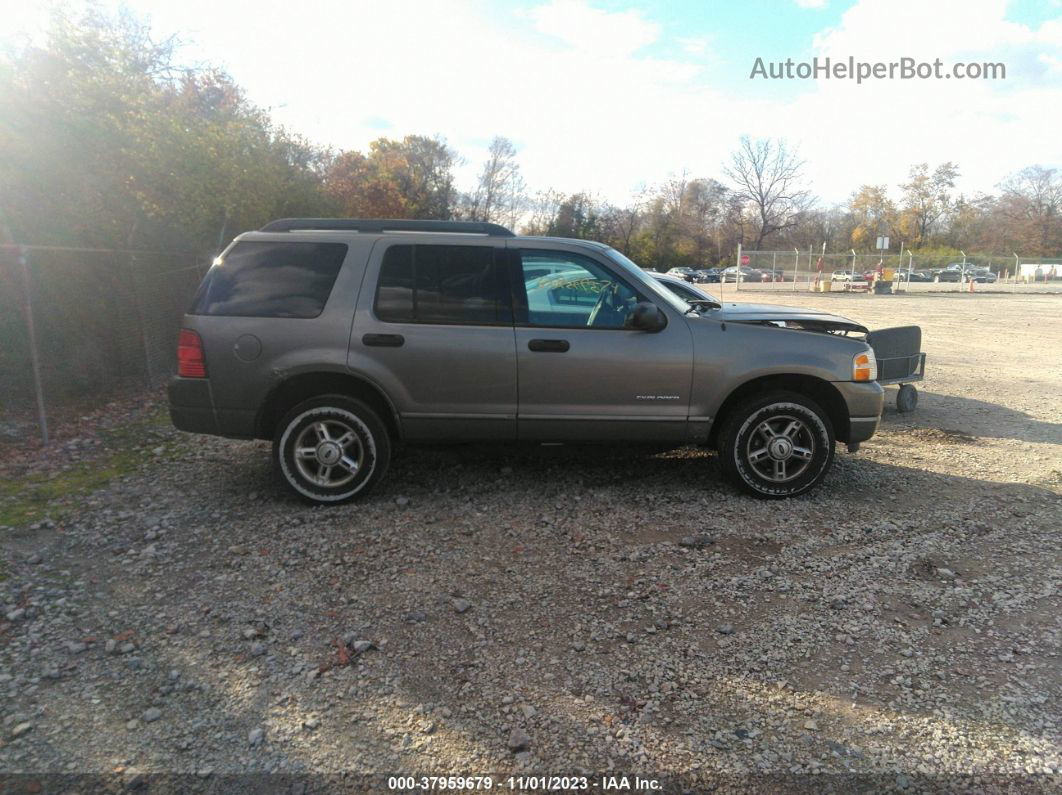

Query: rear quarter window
<box><xmin>190</xmin><ymin>241</ymin><xmax>347</xmax><ymax>318</ymax></box>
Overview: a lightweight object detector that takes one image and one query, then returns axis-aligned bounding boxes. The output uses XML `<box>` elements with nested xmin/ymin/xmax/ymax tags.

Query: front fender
<box><xmin>689</xmin><ymin>319</ymin><xmax>866</xmax><ymax>420</ymax></box>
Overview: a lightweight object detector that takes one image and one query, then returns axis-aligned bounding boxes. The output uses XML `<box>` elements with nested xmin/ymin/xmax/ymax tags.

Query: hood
<box><xmin>712</xmin><ymin>302</ymin><xmax>868</xmax><ymax>334</ymax></box>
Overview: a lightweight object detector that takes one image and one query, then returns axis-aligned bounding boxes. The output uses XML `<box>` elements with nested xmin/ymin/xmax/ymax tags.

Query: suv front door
<box><xmin>510</xmin><ymin>243</ymin><xmax>693</xmax><ymax>441</ymax></box>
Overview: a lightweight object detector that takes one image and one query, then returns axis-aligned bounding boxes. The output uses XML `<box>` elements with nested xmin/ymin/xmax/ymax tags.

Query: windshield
<box><xmin>602</xmin><ymin>248</ymin><xmax>690</xmax><ymax>314</ymax></box>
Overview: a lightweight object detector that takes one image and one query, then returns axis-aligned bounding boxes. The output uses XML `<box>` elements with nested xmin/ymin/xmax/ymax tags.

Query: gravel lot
<box><xmin>1</xmin><ymin>291</ymin><xmax>1059</xmax><ymax>792</ymax></box>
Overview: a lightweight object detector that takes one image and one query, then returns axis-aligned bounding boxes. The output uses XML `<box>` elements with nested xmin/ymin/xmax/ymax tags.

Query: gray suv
<box><xmin>169</xmin><ymin>219</ymin><xmax>883</xmax><ymax>501</ymax></box>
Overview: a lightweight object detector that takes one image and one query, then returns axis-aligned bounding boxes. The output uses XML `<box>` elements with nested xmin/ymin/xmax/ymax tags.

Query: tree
<box><xmin>898</xmin><ymin>162</ymin><xmax>959</xmax><ymax>246</ymax></box>
<box><xmin>324</xmin><ymin>135</ymin><xmax>458</xmax><ymax>220</ymax></box>
<box><xmin>997</xmin><ymin>165</ymin><xmax>1062</xmax><ymax>256</ymax></box>
<box><xmin>598</xmin><ymin>196</ymin><xmax>644</xmax><ymax>255</ymax></box>
<box><xmin>552</xmin><ymin>193</ymin><xmax>604</xmax><ymax>239</ymax></box>
<box><xmin>0</xmin><ymin>6</ymin><xmax>334</xmax><ymax>250</ymax></box>
<box><xmin>466</xmin><ymin>136</ymin><xmax>526</xmax><ymax>227</ymax></box>
<box><xmin>724</xmin><ymin>136</ymin><xmax>812</xmax><ymax>249</ymax></box>
<box><xmin>847</xmin><ymin>185</ymin><xmax>897</xmax><ymax>251</ymax></box>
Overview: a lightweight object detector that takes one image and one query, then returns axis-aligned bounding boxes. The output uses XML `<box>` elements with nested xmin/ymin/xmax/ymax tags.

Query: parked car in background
<box><xmin>933</xmin><ymin>263</ymin><xmax>970</xmax><ymax>282</ymax></box>
<box><xmin>695</xmin><ymin>268</ymin><xmax>722</xmax><ymax>283</ymax></box>
<box><xmin>932</xmin><ymin>263</ymin><xmax>997</xmax><ymax>283</ymax></box>
<box><xmin>895</xmin><ymin>270</ymin><xmax>933</xmax><ymax>282</ymax></box>
<box><xmin>831</xmin><ymin>270</ymin><xmax>867</xmax><ymax>282</ymax></box>
<box><xmin>667</xmin><ymin>266</ymin><xmax>697</xmax><ymax>282</ymax></box>
<box><xmin>651</xmin><ymin>273</ymin><xmax>720</xmax><ymax>308</ymax></box>
<box><xmin>721</xmin><ymin>266</ymin><xmax>758</xmax><ymax>282</ymax></box>
<box><xmin>170</xmin><ymin>218</ymin><xmax>883</xmax><ymax>501</ymax></box>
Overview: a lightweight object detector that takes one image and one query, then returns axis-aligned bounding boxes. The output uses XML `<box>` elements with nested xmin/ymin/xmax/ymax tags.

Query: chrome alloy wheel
<box><xmin>744</xmin><ymin>414</ymin><xmax>815</xmax><ymax>483</ymax></box>
<box><xmin>292</xmin><ymin>419</ymin><xmax>364</xmax><ymax>488</ymax></box>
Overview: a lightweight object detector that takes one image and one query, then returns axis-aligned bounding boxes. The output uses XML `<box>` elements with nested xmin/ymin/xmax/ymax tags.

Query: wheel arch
<box><xmin>256</xmin><ymin>371</ymin><xmax>401</xmax><ymax>441</ymax></box>
<box><xmin>708</xmin><ymin>374</ymin><xmax>850</xmax><ymax>446</ymax></box>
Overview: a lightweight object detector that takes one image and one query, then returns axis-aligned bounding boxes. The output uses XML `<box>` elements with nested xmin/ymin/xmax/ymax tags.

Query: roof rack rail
<box><xmin>260</xmin><ymin>218</ymin><xmax>515</xmax><ymax>237</ymax></box>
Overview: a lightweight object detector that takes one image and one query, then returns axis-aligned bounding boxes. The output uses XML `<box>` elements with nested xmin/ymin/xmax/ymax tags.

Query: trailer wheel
<box><xmin>897</xmin><ymin>384</ymin><xmax>918</xmax><ymax>413</ymax></box>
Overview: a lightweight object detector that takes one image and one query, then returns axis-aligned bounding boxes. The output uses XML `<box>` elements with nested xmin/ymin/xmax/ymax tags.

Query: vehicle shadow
<box><xmin>879</xmin><ymin>389</ymin><xmax>1062</xmax><ymax>446</ymax></box>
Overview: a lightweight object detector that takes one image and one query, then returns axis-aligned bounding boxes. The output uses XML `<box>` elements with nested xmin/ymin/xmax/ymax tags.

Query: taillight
<box><xmin>177</xmin><ymin>329</ymin><xmax>207</xmax><ymax>378</ymax></box>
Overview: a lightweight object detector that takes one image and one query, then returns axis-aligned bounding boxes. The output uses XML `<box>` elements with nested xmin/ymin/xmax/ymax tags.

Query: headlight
<box><xmin>853</xmin><ymin>350</ymin><xmax>877</xmax><ymax>382</ymax></box>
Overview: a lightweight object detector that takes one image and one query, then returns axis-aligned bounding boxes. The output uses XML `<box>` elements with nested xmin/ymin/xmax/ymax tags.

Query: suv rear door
<box><xmin>509</xmin><ymin>242</ymin><xmax>693</xmax><ymax>442</ymax></box>
<box><xmin>350</xmin><ymin>239</ymin><xmax>517</xmax><ymax>440</ymax></box>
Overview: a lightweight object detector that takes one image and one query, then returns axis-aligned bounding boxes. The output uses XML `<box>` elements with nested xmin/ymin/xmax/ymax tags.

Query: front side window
<box><xmin>374</xmin><ymin>244</ymin><xmax>511</xmax><ymax>325</ymax></box>
<box><xmin>191</xmin><ymin>241</ymin><xmax>347</xmax><ymax>318</ymax></box>
<box><xmin>517</xmin><ymin>250</ymin><xmax>644</xmax><ymax>328</ymax></box>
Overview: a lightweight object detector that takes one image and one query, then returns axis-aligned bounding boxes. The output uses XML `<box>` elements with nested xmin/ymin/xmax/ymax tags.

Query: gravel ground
<box><xmin>0</xmin><ymin>292</ymin><xmax>1059</xmax><ymax>793</ymax></box>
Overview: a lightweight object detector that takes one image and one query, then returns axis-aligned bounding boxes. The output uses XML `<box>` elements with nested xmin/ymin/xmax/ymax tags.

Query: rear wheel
<box><xmin>273</xmin><ymin>395</ymin><xmax>391</xmax><ymax>504</ymax></box>
<box><xmin>717</xmin><ymin>391</ymin><xmax>835</xmax><ymax>499</ymax></box>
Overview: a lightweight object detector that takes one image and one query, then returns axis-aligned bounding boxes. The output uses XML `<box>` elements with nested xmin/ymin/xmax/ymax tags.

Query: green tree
<box><xmin>0</xmin><ymin>6</ymin><xmax>333</xmax><ymax>251</ymax></box>
<box><xmin>324</xmin><ymin>135</ymin><xmax>458</xmax><ymax>220</ymax></box>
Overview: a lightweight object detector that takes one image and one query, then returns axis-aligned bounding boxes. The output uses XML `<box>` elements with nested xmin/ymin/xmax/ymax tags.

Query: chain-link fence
<box><xmin>731</xmin><ymin>248</ymin><xmax>1062</xmax><ymax>292</ymax></box>
<box><xmin>0</xmin><ymin>245</ymin><xmax>208</xmax><ymax>444</ymax></box>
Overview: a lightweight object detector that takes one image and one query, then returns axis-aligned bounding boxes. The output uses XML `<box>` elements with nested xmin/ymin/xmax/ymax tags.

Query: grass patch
<box><xmin>0</xmin><ymin>405</ymin><xmax>174</xmax><ymax>530</ymax></box>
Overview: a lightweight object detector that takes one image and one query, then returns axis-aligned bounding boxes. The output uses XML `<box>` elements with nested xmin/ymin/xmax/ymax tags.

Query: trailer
<box><xmin>866</xmin><ymin>325</ymin><xmax>926</xmax><ymax>412</ymax></box>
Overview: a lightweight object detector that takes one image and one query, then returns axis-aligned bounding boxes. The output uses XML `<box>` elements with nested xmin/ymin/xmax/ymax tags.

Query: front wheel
<box><xmin>717</xmin><ymin>391</ymin><xmax>835</xmax><ymax>499</ymax></box>
<box><xmin>273</xmin><ymin>395</ymin><xmax>391</xmax><ymax>504</ymax></box>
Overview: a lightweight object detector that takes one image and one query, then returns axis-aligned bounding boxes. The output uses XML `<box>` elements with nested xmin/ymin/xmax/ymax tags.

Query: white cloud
<box><xmin>201</xmin><ymin>0</ymin><xmax>1058</xmax><ymax>207</ymax></box>
<box><xmin>793</xmin><ymin>0</ymin><xmax>1062</xmax><ymax>200</ymax></box>
<box><xmin>677</xmin><ymin>35</ymin><xmax>713</xmax><ymax>56</ymax></box>
<box><xmin>522</xmin><ymin>0</ymin><xmax>659</xmax><ymax>55</ymax></box>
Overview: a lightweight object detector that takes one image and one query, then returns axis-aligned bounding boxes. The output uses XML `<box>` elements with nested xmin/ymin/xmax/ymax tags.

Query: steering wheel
<box><xmin>586</xmin><ymin>282</ymin><xmax>620</xmax><ymax>327</ymax></box>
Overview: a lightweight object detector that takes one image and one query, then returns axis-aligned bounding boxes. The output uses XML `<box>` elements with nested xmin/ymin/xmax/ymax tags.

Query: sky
<box><xmin>4</xmin><ymin>0</ymin><xmax>1061</xmax><ymax>206</ymax></box>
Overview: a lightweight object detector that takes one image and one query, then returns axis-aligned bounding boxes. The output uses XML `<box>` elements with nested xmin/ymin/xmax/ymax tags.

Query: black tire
<box><xmin>896</xmin><ymin>384</ymin><xmax>918</xmax><ymax>413</ymax></box>
<box><xmin>716</xmin><ymin>390</ymin><xmax>835</xmax><ymax>499</ymax></box>
<box><xmin>273</xmin><ymin>395</ymin><xmax>391</xmax><ymax>504</ymax></box>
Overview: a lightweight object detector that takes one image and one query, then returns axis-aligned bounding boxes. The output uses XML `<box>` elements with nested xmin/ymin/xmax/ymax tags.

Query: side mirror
<box><xmin>628</xmin><ymin>302</ymin><xmax>667</xmax><ymax>332</ymax></box>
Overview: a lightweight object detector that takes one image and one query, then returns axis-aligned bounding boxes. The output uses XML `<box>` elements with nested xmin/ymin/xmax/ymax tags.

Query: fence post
<box><xmin>18</xmin><ymin>246</ymin><xmax>49</xmax><ymax>445</ymax></box>
<box><xmin>730</xmin><ymin>242</ymin><xmax>740</xmax><ymax>299</ymax></box>
<box><xmin>126</xmin><ymin>254</ymin><xmax>154</xmax><ymax>387</ymax></box>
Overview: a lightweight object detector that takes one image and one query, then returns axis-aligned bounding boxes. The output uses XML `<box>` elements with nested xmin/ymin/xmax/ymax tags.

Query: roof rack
<box><xmin>260</xmin><ymin>218</ymin><xmax>515</xmax><ymax>237</ymax></box>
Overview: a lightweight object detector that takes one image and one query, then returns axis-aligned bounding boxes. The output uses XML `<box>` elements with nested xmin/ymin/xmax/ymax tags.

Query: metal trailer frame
<box><xmin>866</xmin><ymin>326</ymin><xmax>926</xmax><ymax>413</ymax></box>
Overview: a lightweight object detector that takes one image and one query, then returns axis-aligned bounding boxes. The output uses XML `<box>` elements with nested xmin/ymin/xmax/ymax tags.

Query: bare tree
<box><xmin>600</xmin><ymin>195</ymin><xmax>645</xmax><ymax>254</ymax></box>
<box><xmin>998</xmin><ymin>165</ymin><xmax>1062</xmax><ymax>256</ymax></box>
<box><xmin>467</xmin><ymin>136</ymin><xmax>526</xmax><ymax>225</ymax></box>
<box><xmin>521</xmin><ymin>188</ymin><xmax>564</xmax><ymax>236</ymax></box>
<box><xmin>724</xmin><ymin>136</ymin><xmax>811</xmax><ymax>249</ymax></box>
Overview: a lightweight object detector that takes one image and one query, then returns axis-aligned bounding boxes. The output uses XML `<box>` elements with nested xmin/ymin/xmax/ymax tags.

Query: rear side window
<box><xmin>190</xmin><ymin>241</ymin><xmax>347</xmax><ymax>318</ymax></box>
<box><xmin>374</xmin><ymin>244</ymin><xmax>511</xmax><ymax>325</ymax></box>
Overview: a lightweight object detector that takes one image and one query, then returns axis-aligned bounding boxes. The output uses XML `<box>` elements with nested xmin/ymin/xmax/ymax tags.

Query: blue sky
<box><xmin>5</xmin><ymin>0</ymin><xmax>1061</xmax><ymax>205</ymax></box>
